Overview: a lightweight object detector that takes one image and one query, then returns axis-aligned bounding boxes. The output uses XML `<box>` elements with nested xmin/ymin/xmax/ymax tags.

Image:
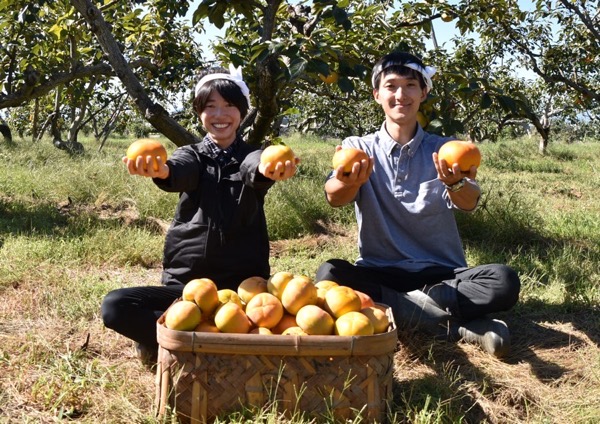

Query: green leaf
<box><xmin>497</xmin><ymin>95</ymin><xmax>517</xmax><ymax>112</ymax></box>
<box><xmin>249</xmin><ymin>44</ymin><xmax>269</xmax><ymax>62</ymax></box>
<box><xmin>337</xmin><ymin>77</ymin><xmax>354</xmax><ymax>93</ymax></box>
<box><xmin>332</xmin><ymin>7</ymin><xmax>348</xmax><ymax>25</ymax></box>
<box><xmin>480</xmin><ymin>92</ymin><xmax>493</xmax><ymax>109</ymax></box>
<box><xmin>307</xmin><ymin>59</ymin><xmax>330</xmax><ymax>75</ymax></box>
<box><xmin>288</xmin><ymin>57</ymin><xmax>308</xmax><ymax>79</ymax></box>
<box><xmin>48</xmin><ymin>24</ymin><xmax>66</xmax><ymax>40</ymax></box>
<box><xmin>282</xmin><ymin>107</ymin><xmax>301</xmax><ymax>116</ymax></box>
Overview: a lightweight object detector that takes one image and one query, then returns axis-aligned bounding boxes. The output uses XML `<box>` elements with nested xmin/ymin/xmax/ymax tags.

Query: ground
<box><xmin>1</xmin><ymin>232</ymin><xmax>598</xmax><ymax>423</ymax></box>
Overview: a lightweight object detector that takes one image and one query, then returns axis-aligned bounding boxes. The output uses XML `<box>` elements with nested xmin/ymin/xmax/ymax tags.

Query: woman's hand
<box><xmin>122</xmin><ymin>155</ymin><xmax>170</xmax><ymax>180</ymax></box>
<box><xmin>259</xmin><ymin>157</ymin><xmax>300</xmax><ymax>181</ymax></box>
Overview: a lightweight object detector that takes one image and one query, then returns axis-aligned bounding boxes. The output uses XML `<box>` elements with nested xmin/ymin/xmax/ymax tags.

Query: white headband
<box><xmin>194</xmin><ymin>63</ymin><xmax>251</xmax><ymax>107</ymax></box>
<box><xmin>403</xmin><ymin>63</ymin><xmax>436</xmax><ymax>92</ymax></box>
<box><xmin>372</xmin><ymin>61</ymin><xmax>437</xmax><ymax>92</ymax></box>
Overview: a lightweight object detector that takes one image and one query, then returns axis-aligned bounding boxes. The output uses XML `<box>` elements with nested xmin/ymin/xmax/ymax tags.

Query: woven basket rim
<box><xmin>157</xmin><ymin>302</ymin><xmax>397</xmax><ymax>356</ymax></box>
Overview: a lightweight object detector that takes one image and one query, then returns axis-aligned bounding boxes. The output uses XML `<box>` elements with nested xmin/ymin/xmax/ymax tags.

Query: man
<box><xmin>316</xmin><ymin>51</ymin><xmax>520</xmax><ymax>358</ymax></box>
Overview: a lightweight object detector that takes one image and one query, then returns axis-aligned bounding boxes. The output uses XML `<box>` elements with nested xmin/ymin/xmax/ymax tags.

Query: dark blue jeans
<box><xmin>315</xmin><ymin>259</ymin><xmax>520</xmax><ymax>320</ymax></box>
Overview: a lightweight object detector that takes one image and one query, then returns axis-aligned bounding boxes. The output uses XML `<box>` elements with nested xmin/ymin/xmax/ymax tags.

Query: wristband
<box><xmin>445</xmin><ymin>178</ymin><xmax>465</xmax><ymax>192</ymax></box>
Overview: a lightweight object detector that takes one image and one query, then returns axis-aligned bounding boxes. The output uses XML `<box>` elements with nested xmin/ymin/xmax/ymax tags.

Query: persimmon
<box><xmin>318</xmin><ymin>71</ymin><xmax>339</xmax><ymax>84</ymax></box>
<box><xmin>237</xmin><ymin>276</ymin><xmax>268</xmax><ymax>304</ymax></box>
<box><xmin>334</xmin><ymin>311</ymin><xmax>374</xmax><ymax>336</ymax></box>
<box><xmin>332</xmin><ymin>147</ymin><xmax>369</xmax><ymax>174</ymax></box>
<box><xmin>323</xmin><ymin>286</ymin><xmax>362</xmax><ymax>319</ymax></box>
<box><xmin>417</xmin><ymin>111</ymin><xmax>430</xmax><ymax>128</ymax></box>
<box><xmin>280</xmin><ymin>275</ymin><xmax>317</xmax><ymax>315</ymax></box>
<box><xmin>267</xmin><ymin>271</ymin><xmax>295</xmax><ymax>300</ymax></box>
<box><xmin>437</xmin><ymin>140</ymin><xmax>481</xmax><ymax>173</ymax></box>
<box><xmin>295</xmin><ymin>304</ymin><xmax>335</xmax><ymax>335</ymax></box>
<box><xmin>164</xmin><ymin>300</ymin><xmax>202</xmax><ymax>331</ymax></box>
<box><xmin>260</xmin><ymin>145</ymin><xmax>296</xmax><ymax>166</ymax></box>
<box><xmin>270</xmin><ymin>313</ymin><xmax>297</xmax><ymax>334</ymax></box>
<box><xmin>182</xmin><ymin>278</ymin><xmax>219</xmax><ymax>316</ymax></box>
<box><xmin>214</xmin><ymin>302</ymin><xmax>251</xmax><ymax>334</ymax></box>
<box><xmin>440</xmin><ymin>12</ymin><xmax>454</xmax><ymax>22</ymax></box>
<box><xmin>360</xmin><ymin>306</ymin><xmax>390</xmax><ymax>334</ymax></box>
<box><xmin>245</xmin><ymin>292</ymin><xmax>284</xmax><ymax>329</ymax></box>
<box><xmin>126</xmin><ymin>138</ymin><xmax>167</xmax><ymax>171</ymax></box>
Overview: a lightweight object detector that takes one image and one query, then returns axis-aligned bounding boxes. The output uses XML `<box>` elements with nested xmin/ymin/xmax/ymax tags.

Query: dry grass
<box><xmin>1</xmin><ymin>136</ymin><xmax>598</xmax><ymax>423</ymax></box>
<box><xmin>2</xmin><ymin>230</ymin><xmax>598</xmax><ymax>423</ymax></box>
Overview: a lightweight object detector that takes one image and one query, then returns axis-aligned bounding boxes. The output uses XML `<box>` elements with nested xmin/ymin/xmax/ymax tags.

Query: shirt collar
<box><xmin>377</xmin><ymin>122</ymin><xmax>425</xmax><ymax>157</ymax></box>
<box><xmin>202</xmin><ymin>135</ymin><xmax>239</xmax><ymax>160</ymax></box>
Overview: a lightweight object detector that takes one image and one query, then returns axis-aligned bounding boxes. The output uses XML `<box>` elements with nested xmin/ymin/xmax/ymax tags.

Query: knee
<box><xmin>101</xmin><ymin>289</ymin><xmax>127</xmax><ymax>330</ymax></box>
<box><xmin>495</xmin><ymin>265</ymin><xmax>521</xmax><ymax>309</ymax></box>
<box><xmin>315</xmin><ymin>259</ymin><xmax>343</xmax><ymax>282</ymax></box>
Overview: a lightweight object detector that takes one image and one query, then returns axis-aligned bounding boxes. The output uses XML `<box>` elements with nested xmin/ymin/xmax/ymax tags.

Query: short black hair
<box><xmin>372</xmin><ymin>51</ymin><xmax>427</xmax><ymax>90</ymax></box>
<box><xmin>193</xmin><ymin>67</ymin><xmax>249</xmax><ymax>119</ymax></box>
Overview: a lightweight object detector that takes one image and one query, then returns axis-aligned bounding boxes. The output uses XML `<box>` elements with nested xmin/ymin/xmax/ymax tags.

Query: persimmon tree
<box><xmin>0</xmin><ymin>0</ymin><xmax>202</xmax><ymax>150</ymax></box>
<box><xmin>451</xmin><ymin>0</ymin><xmax>599</xmax><ymax>152</ymax></box>
<box><xmin>2</xmin><ymin>0</ymin><xmax>596</xmax><ymax>152</ymax></box>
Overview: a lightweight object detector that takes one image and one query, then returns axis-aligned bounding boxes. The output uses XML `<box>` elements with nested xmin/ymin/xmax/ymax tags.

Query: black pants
<box><xmin>315</xmin><ymin>259</ymin><xmax>520</xmax><ymax>320</ymax></box>
<box><xmin>101</xmin><ymin>268</ymin><xmax>255</xmax><ymax>351</ymax></box>
<box><xmin>101</xmin><ymin>284</ymin><xmax>186</xmax><ymax>350</ymax></box>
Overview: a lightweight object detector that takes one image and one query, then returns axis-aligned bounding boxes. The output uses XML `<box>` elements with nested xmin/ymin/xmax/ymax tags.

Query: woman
<box><xmin>101</xmin><ymin>65</ymin><xmax>297</xmax><ymax>363</ymax></box>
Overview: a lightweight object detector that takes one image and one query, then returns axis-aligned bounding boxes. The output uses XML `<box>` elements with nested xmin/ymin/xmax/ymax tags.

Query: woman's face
<box><xmin>199</xmin><ymin>90</ymin><xmax>241</xmax><ymax>147</ymax></box>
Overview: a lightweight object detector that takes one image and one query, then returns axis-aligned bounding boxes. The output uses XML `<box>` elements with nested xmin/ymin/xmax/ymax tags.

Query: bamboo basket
<box><xmin>155</xmin><ymin>303</ymin><xmax>397</xmax><ymax>424</ymax></box>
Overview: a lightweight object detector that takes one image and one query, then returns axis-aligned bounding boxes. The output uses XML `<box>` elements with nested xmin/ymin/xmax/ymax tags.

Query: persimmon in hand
<box><xmin>332</xmin><ymin>147</ymin><xmax>369</xmax><ymax>174</ymax></box>
<box><xmin>126</xmin><ymin>138</ymin><xmax>167</xmax><ymax>172</ymax></box>
<box><xmin>437</xmin><ymin>140</ymin><xmax>481</xmax><ymax>173</ymax></box>
<box><xmin>260</xmin><ymin>145</ymin><xmax>296</xmax><ymax>166</ymax></box>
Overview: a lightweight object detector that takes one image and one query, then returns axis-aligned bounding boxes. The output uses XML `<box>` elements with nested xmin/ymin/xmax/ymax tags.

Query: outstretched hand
<box><xmin>332</xmin><ymin>145</ymin><xmax>373</xmax><ymax>187</ymax></box>
<box><xmin>122</xmin><ymin>155</ymin><xmax>170</xmax><ymax>180</ymax></box>
<box><xmin>259</xmin><ymin>157</ymin><xmax>300</xmax><ymax>181</ymax></box>
<box><xmin>432</xmin><ymin>152</ymin><xmax>477</xmax><ymax>186</ymax></box>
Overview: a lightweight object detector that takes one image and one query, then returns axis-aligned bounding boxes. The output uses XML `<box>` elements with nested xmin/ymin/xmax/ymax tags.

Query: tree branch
<box><xmin>70</xmin><ymin>0</ymin><xmax>199</xmax><ymax>147</ymax></box>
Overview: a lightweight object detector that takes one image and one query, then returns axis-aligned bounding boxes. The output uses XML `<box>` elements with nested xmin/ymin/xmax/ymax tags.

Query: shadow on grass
<box><xmin>391</xmin><ymin>301</ymin><xmax>599</xmax><ymax>422</ymax></box>
<box><xmin>0</xmin><ymin>198</ymin><xmax>70</xmax><ymax>236</ymax></box>
<box><xmin>0</xmin><ymin>197</ymin><xmax>165</xmax><ymax>239</ymax></box>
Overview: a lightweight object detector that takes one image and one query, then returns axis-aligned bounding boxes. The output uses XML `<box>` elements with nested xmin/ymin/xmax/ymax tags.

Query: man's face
<box><xmin>373</xmin><ymin>72</ymin><xmax>427</xmax><ymax>126</ymax></box>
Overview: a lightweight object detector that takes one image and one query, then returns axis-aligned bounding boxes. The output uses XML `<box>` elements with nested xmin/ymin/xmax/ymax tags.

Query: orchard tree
<box><xmin>452</xmin><ymin>0</ymin><xmax>599</xmax><ymax>152</ymax></box>
<box><xmin>0</xmin><ymin>0</ymin><xmax>203</xmax><ymax>150</ymax></box>
<box><xmin>6</xmin><ymin>0</ymin><xmax>591</xmax><ymax>154</ymax></box>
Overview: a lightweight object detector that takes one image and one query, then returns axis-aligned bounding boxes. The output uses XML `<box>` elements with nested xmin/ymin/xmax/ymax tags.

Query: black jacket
<box><xmin>154</xmin><ymin>138</ymin><xmax>274</xmax><ymax>289</ymax></box>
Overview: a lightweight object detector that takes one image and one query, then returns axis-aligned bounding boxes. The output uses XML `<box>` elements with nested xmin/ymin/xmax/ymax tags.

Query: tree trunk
<box><xmin>246</xmin><ymin>0</ymin><xmax>283</xmax><ymax>146</ymax></box>
<box><xmin>70</xmin><ymin>0</ymin><xmax>199</xmax><ymax>148</ymax></box>
<box><xmin>98</xmin><ymin>95</ymin><xmax>126</xmax><ymax>152</ymax></box>
<box><xmin>32</xmin><ymin>97</ymin><xmax>40</xmax><ymax>142</ymax></box>
<box><xmin>538</xmin><ymin>136</ymin><xmax>548</xmax><ymax>154</ymax></box>
<box><xmin>0</xmin><ymin>122</ymin><xmax>12</xmax><ymax>143</ymax></box>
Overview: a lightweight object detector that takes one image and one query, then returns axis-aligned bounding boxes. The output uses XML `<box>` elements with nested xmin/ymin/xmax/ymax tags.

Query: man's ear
<box><xmin>373</xmin><ymin>88</ymin><xmax>382</xmax><ymax>104</ymax></box>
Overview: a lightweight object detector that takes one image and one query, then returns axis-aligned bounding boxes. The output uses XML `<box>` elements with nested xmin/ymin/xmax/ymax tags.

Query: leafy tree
<box><xmin>0</xmin><ymin>0</ymin><xmax>203</xmax><ymax>150</ymax></box>
<box><xmin>3</xmin><ymin>0</ymin><xmax>597</xmax><ymax>154</ymax></box>
<box><xmin>454</xmin><ymin>0</ymin><xmax>599</xmax><ymax>151</ymax></box>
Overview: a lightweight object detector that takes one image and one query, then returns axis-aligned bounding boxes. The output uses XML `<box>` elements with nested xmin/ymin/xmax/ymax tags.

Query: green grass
<box><xmin>0</xmin><ymin>134</ymin><xmax>599</xmax><ymax>423</ymax></box>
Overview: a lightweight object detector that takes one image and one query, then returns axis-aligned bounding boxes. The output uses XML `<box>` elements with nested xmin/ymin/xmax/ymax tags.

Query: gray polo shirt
<box><xmin>340</xmin><ymin>123</ymin><xmax>477</xmax><ymax>271</ymax></box>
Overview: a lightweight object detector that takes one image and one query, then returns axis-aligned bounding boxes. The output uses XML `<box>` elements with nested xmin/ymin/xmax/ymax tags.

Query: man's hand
<box><xmin>325</xmin><ymin>145</ymin><xmax>373</xmax><ymax>207</ymax></box>
<box><xmin>332</xmin><ymin>145</ymin><xmax>374</xmax><ymax>186</ymax></box>
<box><xmin>432</xmin><ymin>151</ymin><xmax>477</xmax><ymax>186</ymax></box>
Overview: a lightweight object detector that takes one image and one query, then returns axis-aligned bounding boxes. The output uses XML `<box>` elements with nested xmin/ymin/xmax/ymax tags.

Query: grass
<box><xmin>0</xmin><ymin>133</ymin><xmax>599</xmax><ymax>423</ymax></box>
